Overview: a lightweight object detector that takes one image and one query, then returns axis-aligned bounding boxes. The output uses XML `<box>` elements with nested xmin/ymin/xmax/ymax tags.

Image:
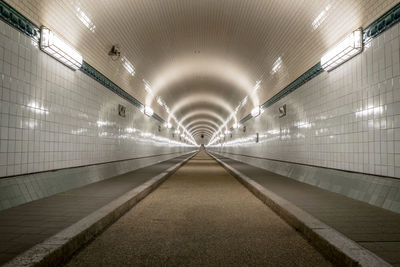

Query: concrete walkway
<box><xmin>212</xmin><ymin>152</ymin><xmax>400</xmax><ymax>266</ymax></box>
<box><xmin>67</xmin><ymin>151</ymin><xmax>330</xmax><ymax>266</ymax></box>
<box><xmin>0</xmin><ymin>153</ymin><xmax>194</xmax><ymax>265</ymax></box>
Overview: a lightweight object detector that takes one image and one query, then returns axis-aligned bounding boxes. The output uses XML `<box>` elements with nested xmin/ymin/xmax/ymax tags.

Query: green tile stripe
<box><xmin>152</xmin><ymin>113</ymin><xmax>164</xmax><ymax>123</ymax></box>
<box><xmin>363</xmin><ymin>1</ymin><xmax>400</xmax><ymax>42</ymax></box>
<box><xmin>236</xmin><ymin>63</ymin><xmax>324</xmax><ymax>126</ymax></box>
<box><xmin>260</xmin><ymin>63</ymin><xmax>323</xmax><ymax>112</ymax></box>
<box><xmin>237</xmin><ymin>2</ymin><xmax>400</xmax><ymax>129</ymax></box>
<box><xmin>0</xmin><ymin>0</ymin><xmax>167</xmax><ymax>125</ymax></box>
<box><xmin>239</xmin><ymin>114</ymin><xmax>253</xmax><ymax>125</ymax></box>
<box><xmin>80</xmin><ymin>61</ymin><xmax>143</xmax><ymax>109</ymax></box>
<box><xmin>2</xmin><ymin>0</ymin><xmax>400</xmax><ymax>133</ymax></box>
<box><xmin>0</xmin><ymin>1</ymin><xmax>39</xmax><ymax>40</ymax></box>
<box><xmin>240</xmin><ymin>2</ymin><xmax>400</xmax><ymax>126</ymax></box>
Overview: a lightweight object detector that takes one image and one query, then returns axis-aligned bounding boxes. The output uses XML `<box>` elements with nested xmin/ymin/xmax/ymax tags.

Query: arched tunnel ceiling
<box><xmin>8</xmin><ymin>0</ymin><xmax>398</xmax><ymax>144</ymax></box>
<box><xmin>189</xmin><ymin>125</ymin><xmax>217</xmax><ymax>134</ymax></box>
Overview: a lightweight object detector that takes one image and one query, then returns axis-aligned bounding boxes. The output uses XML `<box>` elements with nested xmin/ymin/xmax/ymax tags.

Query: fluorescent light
<box><xmin>121</xmin><ymin>56</ymin><xmax>135</xmax><ymax>76</ymax></box>
<box><xmin>232</xmin><ymin>123</ymin><xmax>240</xmax><ymax>129</ymax></box>
<box><xmin>251</xmin><ymin>106</ymin><xmax>261</xmax><ymax>117</ymax></box>
<box><xmin>40</xmin><ymin>26</ymin><xmax>83</xmax><ymax>70</ymax></box>
<box><xmin>164</xmin><ymin>122</ymin><xmax>172</xmax><ymax>129</ymax></box>
<box><xmin>174</xmin><ymin>129</ymin><xmax>180</xmax><ymax>134</ymax></box>
<box><xmin>144</xmin><ymin>106</ymin><xmax>154</xmax><ymax>116</ymax></box>
<box><xmin>321</xmin><ymin>29</ymin><xmax>362</xmax><ymax>71</ymax></box>
<box><xmin>224</xmin><ymin>130</ymin><xmax>231</xmax><ymax>135</ymax></box>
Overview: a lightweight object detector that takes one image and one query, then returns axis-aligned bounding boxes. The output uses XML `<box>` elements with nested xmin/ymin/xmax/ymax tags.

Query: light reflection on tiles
<box><xmin>210</xmin><ymin>23</ymin><xmax>400</xmax><ymax>178</ymax></box>
<box><xmin>0</xmin><ymin>20</ymin><xmax>194</xmax><ymax>178</ymax></box>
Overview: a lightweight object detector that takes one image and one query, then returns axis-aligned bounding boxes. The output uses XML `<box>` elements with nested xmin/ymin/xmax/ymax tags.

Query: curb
<box><xmin>4</xmin><ymin>152</ymin><xmax>197</xmax><ymax>267</ymax></box>
<box><xmin>208</xmin><ymin>151</ymin><xmax>391</xmax><ymax>267</ymax></box>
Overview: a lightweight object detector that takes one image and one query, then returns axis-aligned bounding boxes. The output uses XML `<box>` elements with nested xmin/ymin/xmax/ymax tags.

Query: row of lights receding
<box><xmin>142</xmin><ymin>80</ymin><xmax>197</xmax><ymax>145</ymax></box>
<box><xmin>208</xmin><ymin>3</ymin><xmax>335</xmax><ymax>145</ymax></box>
<box><xmin>72</xmin><ymin>2</ymin><xmax>330</xmax><ymax>145</ymax></box>
<box><xmin>39</xmin><ymin>26</ymin><xmax>197</xmax><ymax>146</ymax></box>
<box><xmin>40</xmin><ymin>22</ymin><xmax>361</xmax><ymax>146</ymax></box>
<box><xmin>208</xmin><ymin>28</ymin><xmax>363</xmax><ymax>146</ymax></box>
<box><xmin>207</xmin><ymin>80</ymin><xmax>262</xmax><ymax>146</ymax></box>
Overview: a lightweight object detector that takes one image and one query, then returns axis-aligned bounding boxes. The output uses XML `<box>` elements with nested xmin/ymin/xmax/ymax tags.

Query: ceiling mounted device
<box><xmin>108</xmin><ymin>44</ymin><xmax>121</xmax><ymax>60</ymax></box>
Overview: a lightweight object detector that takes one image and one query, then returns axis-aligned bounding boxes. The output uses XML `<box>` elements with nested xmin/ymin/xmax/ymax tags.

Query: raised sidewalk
<box><xmin>0</xmin><ymin>152</ymin><xmax>195</xmax><ymax>265</ymax></box>
<box><xmin>210</xmin><ymin>152</ymin><xmax>400</xmax><ymax>266</ymax></box>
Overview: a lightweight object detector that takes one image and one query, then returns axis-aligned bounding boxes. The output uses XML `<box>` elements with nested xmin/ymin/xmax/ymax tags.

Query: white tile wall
<box><xmin>211</xmin><ymin>23</ymin><xmax>400</xmax><ymax>179</ymax></box>
<box><xmin>0</xmin><ymin>20</ymin><xmax>194</xmax><ymax>178</ymax></box>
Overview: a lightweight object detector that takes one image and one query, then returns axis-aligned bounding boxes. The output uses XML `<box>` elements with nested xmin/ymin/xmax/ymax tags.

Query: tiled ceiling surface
<box><xmin>6</xmin><ymin>0</ymin><xmax>399</xmax><ymax>143</ymax></box>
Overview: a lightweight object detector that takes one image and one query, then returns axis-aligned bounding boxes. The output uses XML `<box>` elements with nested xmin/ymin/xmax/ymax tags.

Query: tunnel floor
<box><xmin>0</xmin><ymin>153</ymin><xmax>193</xmax><ymax>265</ymax></box>
<box><xmin>66</xmin><ymin>151</ymin><xmax>331</xmax><ymax>266</ymax></box>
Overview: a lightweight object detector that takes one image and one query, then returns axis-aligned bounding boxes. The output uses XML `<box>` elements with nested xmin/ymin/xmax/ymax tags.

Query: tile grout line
<box><xmin>207</xmin><ymin>151</ymin><xmax>391</xmax><ymax>267</ymax></box>
<box><xmin>2</xmin><ymin>151</ymin><xmax>198</xmax><ymax>267</ymax></box>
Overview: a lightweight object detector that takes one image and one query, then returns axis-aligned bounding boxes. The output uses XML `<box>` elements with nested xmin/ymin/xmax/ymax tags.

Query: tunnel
<box><xmin>0</xmin><ymin>0</ymin><xmax>400</xmax><ymax>266</ymax></box>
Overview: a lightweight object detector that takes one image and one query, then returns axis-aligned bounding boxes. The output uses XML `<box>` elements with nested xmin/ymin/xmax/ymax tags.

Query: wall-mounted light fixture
<box><xmin>321</xmin><ymin>28</ymin><xmax>362</xmax><ymax>71</ymax></box>
<box><xmin>251</xmin><ymin>106</ymin><xmax>261</xmax><ymax>117</ymax></box>
<box><xmin>144</xmin><ymin>106</ymin><xmax>154</xmax><ymax>116</ymax></box>
<box><xmin>40</xmin><ymin>26</ymin><xmax>83</xmax><ymax>70</ymax></box>
<box><xmin>108</xmin><ymin>44</ymin><xmax>121</xmax><ymax>60</ymax></box>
